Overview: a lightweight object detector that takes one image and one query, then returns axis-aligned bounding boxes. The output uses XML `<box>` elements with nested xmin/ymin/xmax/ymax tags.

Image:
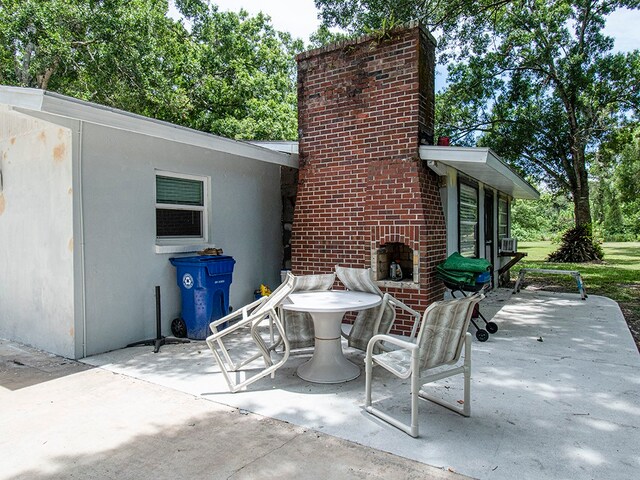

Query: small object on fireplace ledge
<box><xmin>377</xmin><ymin>278</ymin><xmax>420</xmax><ymax>290</ymax></box>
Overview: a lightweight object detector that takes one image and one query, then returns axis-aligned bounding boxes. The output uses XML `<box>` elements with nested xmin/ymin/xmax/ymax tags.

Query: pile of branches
<box><xmin>547</xmin><ymin>225</ymin><xmax>604</xmax><ymax>263</ymax></box>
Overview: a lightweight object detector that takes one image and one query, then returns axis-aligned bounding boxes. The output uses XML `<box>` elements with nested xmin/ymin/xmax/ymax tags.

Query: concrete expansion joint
<box><xmin>226</xmin><ymin>430</ymin><xmax>306</xmax><ymax>479</ymax></box>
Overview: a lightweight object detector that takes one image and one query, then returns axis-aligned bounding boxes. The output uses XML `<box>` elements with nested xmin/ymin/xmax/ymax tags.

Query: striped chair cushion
<box><xmin>335</xmin><ymin>266</ymin><xmax>391</xmax><ymax>351</ymax></box>
<box><xmin>283</xmin><ymin>273</ymin><xmax>336</xmax><ymax>349</ymax></box>
<box><xmin>418</xmin><ymin>297</ymin><xmax>476</xmax><ymax>369</ymax></box>
<box><xmin>335</xmin><ymin>266</ymin><xmax>383</xmax><ymax>295</ymax></box>
<box><xmin>348</xmin><ymin>303</ymin><xmax>396</xmax><ymax>351</ymax></box>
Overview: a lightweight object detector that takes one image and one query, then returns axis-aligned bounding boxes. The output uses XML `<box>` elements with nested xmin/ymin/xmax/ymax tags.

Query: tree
<box><xmin>184</xmin><ymin>8</ymin><xmax>303</xmax><ymax>139</ymax></box>
<box><xmin>316</xmin><ymin>0</ymin><xmax>640</xmax><ymax>260</ymax></box>
<box><xmin>0</xmin><ymin>0</ymin><xmax>200</xmax><ymax>123</ymax></box>
<box><xmin>0</xmin><ymin>0</ymin><xmax>301</xmax><ymax>140</ymax></box>
<box><xmin>511</xmin><ymin>193</ymin><xmax>574</xmax><ymax>240</ymax></box>
<box><xmin>562</xmin><ymin>124</ymin><xmax>640</xmax><ymax>241</ymax></box>
<box><xmin>610</xmin><ymin>126</ymin><xmax>640</xmax><ymax>237</ymax></box>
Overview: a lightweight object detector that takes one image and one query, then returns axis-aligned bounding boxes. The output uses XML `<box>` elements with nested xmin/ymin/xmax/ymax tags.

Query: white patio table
<box><xmin>282</xmin><ymin>290</ymin><xmax>381</xmax><ymax>383</ymax></box>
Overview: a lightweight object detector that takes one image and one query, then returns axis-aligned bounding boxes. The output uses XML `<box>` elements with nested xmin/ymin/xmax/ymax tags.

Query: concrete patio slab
<box><xmin>0</xmin><ymin>340</ymin><xmax>466</xmax><ymax>480</ymax></box>
<box><xmin>80</xmin><ymin>289</ymin><xmax>640</xmax><ymax>480</ymax></box>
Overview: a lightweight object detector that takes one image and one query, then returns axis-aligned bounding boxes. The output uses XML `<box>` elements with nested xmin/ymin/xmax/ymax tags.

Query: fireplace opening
<box><xmin>373</xmin><ymin>242</ymin><xmax>416</xmax><ymax>283</ymax></box>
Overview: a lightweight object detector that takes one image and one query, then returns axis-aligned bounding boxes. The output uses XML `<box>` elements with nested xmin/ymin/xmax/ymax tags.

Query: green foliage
<box><xmin>314</xmin><ymin>0</ymin><xmax>426</xmax><ymax>35</ymax></box>
<box><xmin>511</xmin><ymin>194</ymin><xmax>574</xmax><ymax>241</ymax></box>
<box><xmin>308</xmin><ymin>25</ymin><xmax>352</xmax><ymax>49</ymax></box>
<box><xmin>590</xmin><ymin>125</ymin><xmax>640</xmax><ymax>240</ymax></box>
<box><xmin>0</xmin><ymin>0</ymin><xmax>301</xmax><ymax>140</ymax></box>
<box><xmin>614</xmin><ymin>128</ymin><xmax>640</xmax><ymax>237</ymax></box>
<box><xmin>547</xmin><ymin>225</ymin><xmax>604</xmax><ymax>262</ymax></box>
<box><xmin>185</xmin><ymin>9</ymin><xmax>303</xmax><ymax>139</ymax></box>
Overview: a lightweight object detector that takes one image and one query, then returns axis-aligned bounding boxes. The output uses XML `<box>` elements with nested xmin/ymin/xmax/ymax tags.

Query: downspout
<box><xmin>77</xmin><ymin>120</ymin><xmax>88</xmax><ymax>358</ymax></box>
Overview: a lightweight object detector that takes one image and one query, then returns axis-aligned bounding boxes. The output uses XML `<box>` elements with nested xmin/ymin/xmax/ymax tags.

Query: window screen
<box><xmin>459</xmin><ymin>181</ymin><xmax>478</xmax><ymax>257</ymax></box>
<box><xmin>156</xmin><ymin>174</ymin><xmax>206</xmax><ymax>239</ymax></box>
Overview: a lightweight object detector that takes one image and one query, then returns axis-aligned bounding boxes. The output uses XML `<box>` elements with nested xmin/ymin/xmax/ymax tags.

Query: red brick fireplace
<box><xmin>291</xmin><ymin>24</ymin><xmax>447</xmax><ymax>334</ymax></box>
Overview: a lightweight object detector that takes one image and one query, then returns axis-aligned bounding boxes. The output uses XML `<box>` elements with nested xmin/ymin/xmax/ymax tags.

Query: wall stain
<box><xmin>58</xmin><ymin>128</ymin><xmax>65</xmax><ymax>140</ymax></box>
<box><xmin>9</xmin><ymin>136</ymin><xmax>15</xmax><ymax>145</ymax></box>
<box><xmin>38</xmin><ymin>130</ymin><xmax>47</xmax><ymax>143</ymax></box>
<box><xmin>69</xmin><ymin>327</ymin><xmax>74</xmax><ymax>337</ymax></box>
<box><xmin>68</xmin><ymin>238</ymin><xmax>74</xmax><ymax>252</ymax></box>
<box><xmin>0</xmin><ymin>193</ymin><xmax>5</xmax><ymax>216</ymax></box>
<box><xmin>68</xmin><ymin>187</ymin><xmax>73</xmax><ymax>195</ymax></box>
<box><xmin>53</xmin><ymin>143</ymin><xmax>66</xmax><ymax>164</ymax></box>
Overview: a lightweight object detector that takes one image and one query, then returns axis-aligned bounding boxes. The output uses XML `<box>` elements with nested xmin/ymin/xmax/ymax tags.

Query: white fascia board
<box><xmin>0</xmin><ymin>85</ymin><xmax>45</xmax><ymax>111</ymax></box>
<box><xmin>249</xmin><ymin>141</ymin><xmax>299</xmax><ymax>155</ymax></box>
<box><xmin>419</xmin><ymin>145</ymin><xmax>539</xmax><ymax>200</ymax></box>
<box><xmin>0</xmin><ymin>86</ymin><xmax>297</xmax><ymax>168</ymax></box>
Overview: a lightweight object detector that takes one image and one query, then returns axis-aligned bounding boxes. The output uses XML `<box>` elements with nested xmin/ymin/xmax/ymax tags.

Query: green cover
<box><xmin>435</xmin><ymin>252</ymin><xmax>492</xmax><ymax>287</ymax></box>
<box><xmin>441</xmin><ymin>252</ymin><xmax>491</xmax><ymax>273</ymax></box>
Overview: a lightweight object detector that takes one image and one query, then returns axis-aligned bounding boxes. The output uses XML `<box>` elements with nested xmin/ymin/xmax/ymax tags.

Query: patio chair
<box><xmin>335</xmin><ymin>266</ymin><xmax>421</xmax><ymax>353</ymax></box>
<box><xmin>272</xmin><ymin>273</ymin><xmax>336</xmax><ymax>350</ymax></box>
<box><xmin>206</xmin><ymin>273</ymin><xmax>298</xmax><ymax>393</ymax></box>
<box><xmin>364</xmin><ymin>295</ymin><xmax>483</xmax><ymax>437</ymax></box>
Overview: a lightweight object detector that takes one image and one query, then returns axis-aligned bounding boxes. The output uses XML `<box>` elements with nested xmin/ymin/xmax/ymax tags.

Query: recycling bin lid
<box><xmin>169</xmin><ymin>255</ymin><xmax>234</xmax><ymax>266</ymax></box>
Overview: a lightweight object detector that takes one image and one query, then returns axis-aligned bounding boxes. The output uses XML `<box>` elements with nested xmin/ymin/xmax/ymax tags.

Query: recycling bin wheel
<box><xmin>171</xmin><ymin>318</ymin><xmax>187</xmax><ymax>338</ymax></box>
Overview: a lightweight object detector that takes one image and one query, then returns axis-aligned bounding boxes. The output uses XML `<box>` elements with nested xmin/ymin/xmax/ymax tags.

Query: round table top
<box><xmin>283</xmin><ymin>290</ymin><xmax>381</xmax><ymax>313</ymax></box>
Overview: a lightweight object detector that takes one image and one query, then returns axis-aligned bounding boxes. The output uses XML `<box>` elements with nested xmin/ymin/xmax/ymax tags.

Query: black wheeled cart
<box><xmin>436</xmin><ymin>253</ymin><xmax>498</xmax><ymax>342</ymax></box>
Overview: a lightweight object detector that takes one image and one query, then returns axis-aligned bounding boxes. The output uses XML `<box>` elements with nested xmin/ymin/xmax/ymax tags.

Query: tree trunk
<box><xmin>548</xmin><ymin>141</ymin><xmax>603</xmax><ymax>263</ymax></box>
<box><xmin>572</xmin><ymin>145</ymin><xmax>592</xmax><ymax>228</ymax></box>
<box><xmin>573</xmin><ymin>181</ymin><xmax>592</xmax><ymax>227</ymax></box>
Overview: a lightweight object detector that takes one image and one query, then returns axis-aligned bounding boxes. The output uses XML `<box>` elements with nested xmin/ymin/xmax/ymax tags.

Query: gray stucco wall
<box><xmin>79</xmin><ymin>123</ymin><xmax>283</xmax><ymax>356</ymax></box>
<box><xmin>0</xmin><ymin>108</ymin><xmax>76</xmax><ymax>358</ymax></box>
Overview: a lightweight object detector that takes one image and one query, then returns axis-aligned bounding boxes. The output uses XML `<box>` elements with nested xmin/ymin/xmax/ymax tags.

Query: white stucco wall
<box><xmin>79</xmin><ymin>123</ymin><xmax>283</xmax><ymax>356</ymax></box>
<box><xmin>0</xmin><ymin>107</ymin><xmax>75</xmax><ymax>358</ymax></box>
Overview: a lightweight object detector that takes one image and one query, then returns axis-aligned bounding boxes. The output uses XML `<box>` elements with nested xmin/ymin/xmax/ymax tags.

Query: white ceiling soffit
<box><xmin>419</xmin><ymin>145</ymin><xmax>539</xmax><ymax>200</ymax></box>
<box><xmin>0</xmin><ymin>86</ymin><xmax>297</xmax><ymax>169</ymax></box>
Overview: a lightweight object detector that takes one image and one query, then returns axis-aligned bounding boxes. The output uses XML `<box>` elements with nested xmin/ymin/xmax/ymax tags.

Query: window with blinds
<box><xmin>156</xmin><ymin>172</ymin><xmax>207</xmax><ymax>240</ymax></box>
<box><xmin>459</xmin><ymin>181</ymin><xmax>478</xmax><ymax>257</ymax></box>
<box><xmin>498</xmin><ymin>196</ymin><xmax>509</xmax><ymax>240</ymax></box>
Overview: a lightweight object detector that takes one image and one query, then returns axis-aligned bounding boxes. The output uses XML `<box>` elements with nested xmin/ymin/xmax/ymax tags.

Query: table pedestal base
<box><xmin>297</xmin><ymin>338</ymin><xmax>360</xmax><ymax>383</ymax></box>
<box><xmin>296</xmin><ymin>311</ymin><xmax>360</xmax><ymax>383</ymax></box>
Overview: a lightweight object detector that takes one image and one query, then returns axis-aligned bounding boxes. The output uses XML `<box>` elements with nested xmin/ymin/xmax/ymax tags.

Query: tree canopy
<box><xmin>0</xmin><ymin>0</ymin><xmax>302</xmax><ymax>140</ymax></box>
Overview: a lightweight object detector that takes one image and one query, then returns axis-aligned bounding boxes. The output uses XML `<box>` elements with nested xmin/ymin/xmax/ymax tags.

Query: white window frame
<box><xmin>498</xmin><ymin>195</ymin><xmax>509</xmax><ymax>240</ymax></box>
<box><xmin>155</xmin><ymin>170</ymin><xmax>210</xmax><ymax>252</ymax></box>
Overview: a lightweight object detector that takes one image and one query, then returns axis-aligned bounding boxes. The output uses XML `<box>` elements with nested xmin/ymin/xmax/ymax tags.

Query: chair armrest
<box><xmin>387</xmin><ymin>296</ymin><xmax>422</xmax><ymax>339</ymax></box>
<box><xmin>209</xmin><ymin>297</ymin><xmax>265</xmax><ymax>331</ymax></box>
<box><xmin>209</xmin><ymin>305</ymin><xmax>275</xmax><ymax>341</ymax></box>
<box><xmin>366</xmin><ymin>333</ymin><xmax>418</xmax><ymax>359</ymax></box>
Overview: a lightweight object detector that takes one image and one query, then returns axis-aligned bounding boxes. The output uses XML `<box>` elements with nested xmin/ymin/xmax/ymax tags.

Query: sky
<box><xmin>210</xmin><ymin>0</ymin><xmax>322</xmax><ymax>41</ymax></box>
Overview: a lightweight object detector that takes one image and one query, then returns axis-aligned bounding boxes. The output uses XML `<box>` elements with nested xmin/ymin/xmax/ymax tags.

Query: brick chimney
<box><xmin>292</xmin><ymin>24</ymin><xmax>446</xmax><ymax>334</ymax></box>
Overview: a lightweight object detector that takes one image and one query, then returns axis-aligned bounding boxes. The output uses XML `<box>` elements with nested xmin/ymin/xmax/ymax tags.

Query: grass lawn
<box><xmin>515</xmin><ymin>241</ymin><xmax>640</xmax><ymax>351</ymax></box>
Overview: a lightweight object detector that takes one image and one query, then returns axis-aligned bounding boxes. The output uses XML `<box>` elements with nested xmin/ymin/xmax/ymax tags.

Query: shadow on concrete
<box><xmin>0</xmin><ymin>339</ymin><xmax>92</xmax><ymax>391</ymax></box>
<box><xmin>3</xmin><ymin>388</ymin><xmax>460</xmax><ymax>480</ymax></box>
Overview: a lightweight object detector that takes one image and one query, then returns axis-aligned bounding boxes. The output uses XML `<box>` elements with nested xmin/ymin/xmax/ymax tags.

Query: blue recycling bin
<box><xmin>169</xmin><ymin>255</ymin><xmax>236</xmax><ymax>340</ymax></box>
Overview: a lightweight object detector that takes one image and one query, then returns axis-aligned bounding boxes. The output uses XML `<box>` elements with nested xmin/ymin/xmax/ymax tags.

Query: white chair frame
<box><xmin>364</xmin><ymin>295</ymin><xmax>481</xmax><ymax>437</ymax></box>
<box><xmin>206</xmin><ymin>273</ymin><xmax>297</xmax><ymax>393</ymax></box>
